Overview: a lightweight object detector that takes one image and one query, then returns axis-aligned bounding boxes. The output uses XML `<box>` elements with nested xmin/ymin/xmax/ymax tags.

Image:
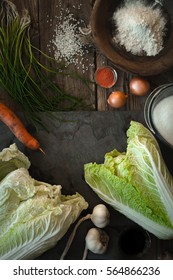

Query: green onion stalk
<box><xmin>0</xmin><ymin>1</ymin><xmax>90</xmax><ymax>126</ymax></box>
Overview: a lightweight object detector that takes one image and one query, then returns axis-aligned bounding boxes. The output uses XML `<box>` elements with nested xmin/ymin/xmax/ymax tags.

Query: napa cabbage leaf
<box><xmin>84</xmin><ymin>121</ymin><xmax>173</xmax><ymax>239</ymax></box>
<box><xmin>0</xmin><ymin>144</ymin><xmax>88</xmax><ymax>259</ymax></box>
<box><xmin>0</xmin><ymin>143</ymin><xmax>30</xmax><ymax>181</ymax></box>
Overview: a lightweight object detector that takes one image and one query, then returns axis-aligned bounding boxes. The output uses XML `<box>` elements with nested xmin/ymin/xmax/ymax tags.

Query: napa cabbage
<box><xmin>0</xmin><ymin>144</ymin><xmax>88</xmax><ymax>259</ymax></box>
<box><xmin>84</xmin><ymin>121</ymin><xmax>173</xmax><ymax>239</ymax></box>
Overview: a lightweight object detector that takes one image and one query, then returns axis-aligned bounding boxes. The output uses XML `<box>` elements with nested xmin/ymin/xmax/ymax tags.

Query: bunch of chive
<box><xmin>0</xmin><ymin>1</ymin><xmax>87</xmax><ymax>126</ymax></box>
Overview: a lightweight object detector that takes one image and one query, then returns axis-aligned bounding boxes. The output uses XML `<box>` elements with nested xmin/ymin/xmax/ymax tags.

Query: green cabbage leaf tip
<box><xmin>84</xmin><ymin>121</ymin><xmax>173</xmax><ymax>239</ymax></box>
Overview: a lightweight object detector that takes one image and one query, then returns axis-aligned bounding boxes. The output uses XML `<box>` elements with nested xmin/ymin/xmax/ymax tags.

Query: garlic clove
<box><xmin>85</xmin><ymin>228</ymin><xmax>109</xmax><ymax>255</ymax></box>
<box><xmin>91</xmin><ymin>204</ymin><xmax>110</xmax><ymax>228</ymax></box>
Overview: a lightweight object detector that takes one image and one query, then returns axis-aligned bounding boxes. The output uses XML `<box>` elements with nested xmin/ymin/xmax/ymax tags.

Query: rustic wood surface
<box><xmin>1</xmin><ymin>0</ymin><xmax>173</xmax><ymax>260</ymax></box>
<box><xmin>10</xmin><ymin>0</ymin><xmax>173</xmax><ymax>112</ymax></box>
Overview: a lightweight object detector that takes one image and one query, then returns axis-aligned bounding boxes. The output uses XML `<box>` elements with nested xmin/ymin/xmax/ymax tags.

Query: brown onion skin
<box><xmin>107</xmin><ymin>91</ymin><xmax>128</xmax><ymax>108</ymax></box>
<box><xmin>129</xmin><ymin>77</ymin><xmax>150</xmax><ymax>96</ymax></box>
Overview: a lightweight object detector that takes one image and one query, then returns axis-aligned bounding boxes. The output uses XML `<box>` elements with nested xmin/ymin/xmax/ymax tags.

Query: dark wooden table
<box><xmin>1</xmin><ymin>0</ymin><xmax>173</xmax><ymax>260</ymax></box>
<box><xmin>10</xmin><ymin>0</ymin><xmax>173</xmax><ymax>112</ymax></box>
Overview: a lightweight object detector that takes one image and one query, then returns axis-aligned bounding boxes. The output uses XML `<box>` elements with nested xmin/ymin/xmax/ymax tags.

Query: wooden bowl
<box><xmin>91</xmin><ymin>0</ymin><xmax>173</xmax><ymax>76</ymax></box>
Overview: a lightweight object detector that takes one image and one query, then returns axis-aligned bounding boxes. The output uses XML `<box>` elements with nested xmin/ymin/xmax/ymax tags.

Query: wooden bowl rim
<box><xmin>91</xmin><ymin>0</ymin><xmax>173</xmax><ymax>75</ymax></box>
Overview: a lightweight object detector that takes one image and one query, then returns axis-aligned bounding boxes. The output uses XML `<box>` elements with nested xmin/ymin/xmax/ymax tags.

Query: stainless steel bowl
<box><xmin>144</xmin><ymin>83</ymin><xmax>173</xmax><ymax>149</ymax></box>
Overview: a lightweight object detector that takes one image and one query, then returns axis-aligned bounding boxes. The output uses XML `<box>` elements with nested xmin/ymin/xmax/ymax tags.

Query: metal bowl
<box><xmin>144</xmin><ymin>83</ymin><xmax>173</xmax><ymax>149</ymax></box>
<box><xmin>91</xmin><ymin>0</ymin><xmax>173</xmax><ymax>75</ymax></box>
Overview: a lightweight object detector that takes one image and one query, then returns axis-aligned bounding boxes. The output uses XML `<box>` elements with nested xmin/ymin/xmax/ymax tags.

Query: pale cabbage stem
<box><xmin>132</xmin><ymin>142</ymin><xmax>173</xmax><ymax>224</ymax></box>
<box><xmin>142</xmin><ymin>143</ymin><xmax>173</xmax><ymax>212</ymax></box>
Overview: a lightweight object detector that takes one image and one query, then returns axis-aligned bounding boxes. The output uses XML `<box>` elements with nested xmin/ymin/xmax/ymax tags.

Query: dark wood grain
<box><xmin>2</xmin><ymin>0</ymin><xmax>173</xmax><ymax>111</ymax></box>
<box><xmin>38</xmin><ymin>0</ymin><xmax>96</xmax><ymax>108</ymax></box>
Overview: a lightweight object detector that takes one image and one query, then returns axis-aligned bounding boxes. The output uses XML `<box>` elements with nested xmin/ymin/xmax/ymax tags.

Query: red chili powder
<box><xmin>95</xmin><ymin>67</ymin><xmax>117</xmax><ymax>88</ymax></box>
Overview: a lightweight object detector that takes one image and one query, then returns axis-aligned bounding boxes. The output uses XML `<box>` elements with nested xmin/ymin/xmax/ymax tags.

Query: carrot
<box><xmin>0</xmin><ymin>102</ymin><xmax>44</xmax><ymax>153</ymax></box>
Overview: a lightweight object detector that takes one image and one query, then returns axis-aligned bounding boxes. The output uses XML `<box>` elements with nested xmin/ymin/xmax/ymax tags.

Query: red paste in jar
<box><xmin>95</xmin><ymin>67</ymin><xmax>117</xmax><ymax>88</ymax></box>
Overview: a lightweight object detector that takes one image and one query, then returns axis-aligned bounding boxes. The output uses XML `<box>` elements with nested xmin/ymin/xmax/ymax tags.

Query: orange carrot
<box><xmin>0</xmin><ymin>102</ymin><xmax>44</xmax><ymax>152</ymax></box>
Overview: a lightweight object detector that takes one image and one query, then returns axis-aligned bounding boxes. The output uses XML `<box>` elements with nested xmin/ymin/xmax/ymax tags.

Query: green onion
<box><xmin>0</xmin><ymin>0</ymin><xmax>90</xmax><ymax>125</ymax></box>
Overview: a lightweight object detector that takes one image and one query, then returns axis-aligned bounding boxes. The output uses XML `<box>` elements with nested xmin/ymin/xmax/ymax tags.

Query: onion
<box><xmin>107</xmin><ymin>91</ymin><xmax>128</xmax><ymax>108</ymax></box>
<box><xmin>129</xmin><ymin>77</ymin><xmax>150</xmax><ymax>96</ymax></box>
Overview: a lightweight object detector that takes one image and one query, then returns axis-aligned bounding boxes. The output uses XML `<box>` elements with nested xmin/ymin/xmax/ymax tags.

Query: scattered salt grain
<box><xmin>48</xmin><ymin>0</ymin><xmax>94</xmax><ymax>72</ymax></box>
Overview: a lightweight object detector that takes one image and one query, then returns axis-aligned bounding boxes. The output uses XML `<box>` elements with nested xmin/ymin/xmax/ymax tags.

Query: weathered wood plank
<box><xmin>12</xmin><ymin>0</ymin><xmax>39</xmax><ymax>46</ymax></box>
<box><xmin>38</xmin><ymin>0</ymin><xmax>96</xmax><ymax>109</ymax></box>
<box><xmin>3</xmin><ymin>0</ymin><xmax>173</xmax><ymax>112</ymax></box>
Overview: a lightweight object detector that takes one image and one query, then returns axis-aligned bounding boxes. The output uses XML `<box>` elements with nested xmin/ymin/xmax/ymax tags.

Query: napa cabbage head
<box><xmin>0</xmin><ymin>144</ymin><xmax>88</xmax><ymax>259</ymax></box>
<box><xmin>84</xmin><ymin>121</ymin><xmax>173</xmax><ymax>239</ymax></box>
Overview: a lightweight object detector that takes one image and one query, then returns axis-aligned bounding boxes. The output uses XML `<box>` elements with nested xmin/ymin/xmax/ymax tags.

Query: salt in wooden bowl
<box><xmin>91</xmin><ymin>0</ymin><xmax>173</xmax><ymax>76</ymax></box>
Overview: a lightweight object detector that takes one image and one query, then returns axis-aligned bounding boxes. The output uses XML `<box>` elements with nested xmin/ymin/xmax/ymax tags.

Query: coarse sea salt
<box><xmin>112</xmin><ymin>0</ymin><xmax>167</xmax><ymax>56</ymax></box>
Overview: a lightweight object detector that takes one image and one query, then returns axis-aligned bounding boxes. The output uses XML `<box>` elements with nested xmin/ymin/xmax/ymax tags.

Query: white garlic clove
<box><xmin>91</xmin><ymin>204</ymin><xmax>110</xmax><ymax>228</ymax></box>
<box><xmin>85</xmin><ymin>228</ymin><xmax>109</xmax><ymax>254</ymax></box>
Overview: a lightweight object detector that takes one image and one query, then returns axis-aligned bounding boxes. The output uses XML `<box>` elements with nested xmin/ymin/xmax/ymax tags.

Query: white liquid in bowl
<box><xmin>152</xmin><ymin>95</ymin><xmax>173</xmax><ymax>146</ymax></box>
